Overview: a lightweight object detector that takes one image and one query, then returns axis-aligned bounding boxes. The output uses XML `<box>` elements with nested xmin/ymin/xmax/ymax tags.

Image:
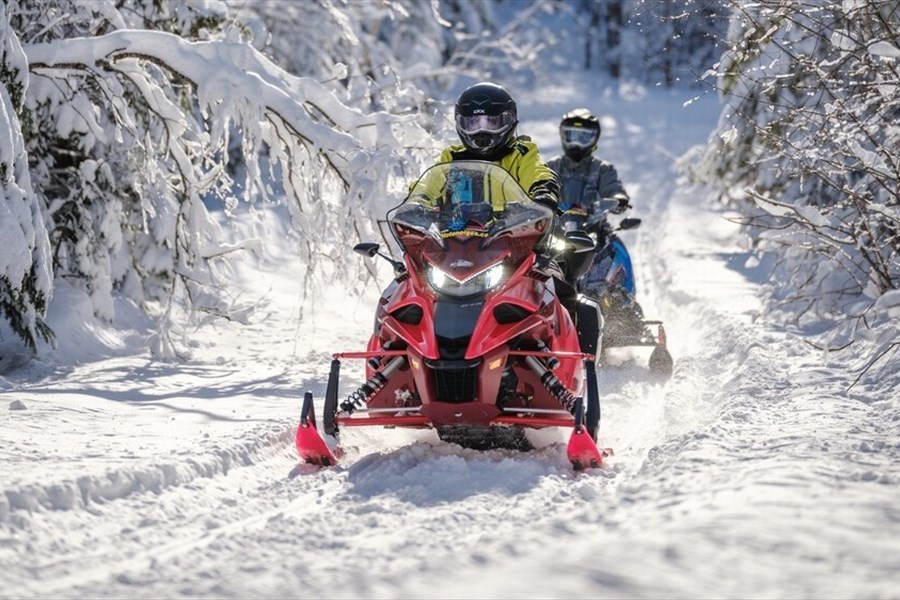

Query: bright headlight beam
<box><xmin>430</xmin><ymin>267</ymin><xmax>447</xmax><ymax>287</ymax></box>
<box><xmin>551</xmin><ymin>236</ymin><xmax>568</xmax><ymax>253</ymax></box>
<box><xmin>486</xmin><ymin>264</ymin><xmax>504</xmax><ymax>287</ymax></box>
<box><xmin>433</xmin><ymin>262</ymin><xmax>503</xmax><ymax>285</ymax></box>
<box><xmin>428</xmin><ymin>262</ymin><xmax>506</xmax><ymax>297</ymax></box>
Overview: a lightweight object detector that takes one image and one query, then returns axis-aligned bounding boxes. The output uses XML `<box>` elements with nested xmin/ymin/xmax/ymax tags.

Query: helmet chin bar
<box><xmin>458</xmin><ymin>128</ymin><xmax>509</xmax><ymax>158</ymax></box>
<box><xmin>472</xmin><ymin>133</ymin><xmax>494</xmax><ymax>149</ymax></box>
<box><xmin>564</xmin><ymin>145</ymin><xmax>594</xmax><ymax>161</ymax></box>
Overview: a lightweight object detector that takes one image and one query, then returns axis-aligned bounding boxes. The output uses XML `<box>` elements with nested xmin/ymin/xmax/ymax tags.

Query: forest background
<box><xmin>1</xmin><ymin>0</ymin><xmax>897</xmax><ymax>382</ymax></box>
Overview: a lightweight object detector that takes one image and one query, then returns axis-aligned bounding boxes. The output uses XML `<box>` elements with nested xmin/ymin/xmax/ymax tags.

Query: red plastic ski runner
<box><xmin>566</xmin><ymin>426</ymin><xmax>612</xmax><ymax>470</ymax></box>
<box><xmin>295</xmin><ymin>421</ymin><xmax>337</xmax><ymax>466</ymax></box>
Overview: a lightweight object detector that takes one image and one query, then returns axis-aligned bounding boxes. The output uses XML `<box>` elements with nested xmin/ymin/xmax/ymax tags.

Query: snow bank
<box><xmin>0</xmin><ymin>426</ymin><xmax>290</xmax><ymax>526</ymax></box>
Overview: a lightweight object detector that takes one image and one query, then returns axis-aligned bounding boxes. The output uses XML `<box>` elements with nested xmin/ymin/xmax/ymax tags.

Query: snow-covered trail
<box><xmin>2</xmin><ymin>79</ymin><xmax>899</xmax><ymax>598</ymax></box>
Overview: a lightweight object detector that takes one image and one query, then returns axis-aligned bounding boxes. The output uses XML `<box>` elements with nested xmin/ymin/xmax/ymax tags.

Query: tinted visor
<box><xmin>561</xmin><ymin>126</ymin><xmax>598</xmax><ymax>148</ymax></box>
<box><xmin>457</xmin><ymin>110</ymin><xmax>516</xmax><ymax>134</ymax></box>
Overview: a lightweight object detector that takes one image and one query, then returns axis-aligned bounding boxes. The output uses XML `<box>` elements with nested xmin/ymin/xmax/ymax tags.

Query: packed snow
<box><xmin>1</xmin><ymin>73</ymin><xmax>899</xmax><ymax>599</ymax></box>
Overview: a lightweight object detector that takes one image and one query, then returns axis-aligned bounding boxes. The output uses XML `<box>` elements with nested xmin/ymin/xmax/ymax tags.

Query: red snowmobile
<box><xmin>295</xmin><ymin>161</ymin><xmax>610</xmax><ymax>470</ymax></box>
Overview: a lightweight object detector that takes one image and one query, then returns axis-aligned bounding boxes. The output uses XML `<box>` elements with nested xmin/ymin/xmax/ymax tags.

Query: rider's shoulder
<box><xmin>512</xmin><ymin>136</ymin><xmax>540</xmax><ymax>155</ymax></box>
<box><xmin>595</xmin><ymin>156</ymin><xmax>620</xmax><ymax>168</ymax></box>
<box><xmin>514</xmin><ymin>135</ymin><xmax>537</xmax><ymax>147</ymax></box>
<box><xmin>441</xmin><ymin>144</ymin><xmax>466</xmax><ymax>161</ymax></box>
<box><xmin>596</xmin><ymin>159</ymin><xmax>624</xmax><ymax>176</ymax></box>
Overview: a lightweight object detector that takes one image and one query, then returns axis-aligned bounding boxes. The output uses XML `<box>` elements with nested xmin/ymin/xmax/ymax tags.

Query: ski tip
<box><xmin>295</xmin><ymin>421</ymin><xmax>338</xmax><ymax>468</ymax></box>
<box><xmin>566</xmin><ymin>427</ymin><xmax>607</xmax><ymax>471</ymax></box>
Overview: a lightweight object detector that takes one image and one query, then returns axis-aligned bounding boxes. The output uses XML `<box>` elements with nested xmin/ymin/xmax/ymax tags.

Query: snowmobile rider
<box><xmin>546</xmin><ymin>108</ymin><xmax>628</xmax><ymax>290</ymax></box>
<box><xmin>547</xmin><ymin>107</ymin><xmax>630</xmax><ymax>215</ymax></box>
<box><xmin>413</xmin><ymin>81</ymin><xmax>561</xmax><ymax>213</ymax></box>
<box><xmin>548</xmin><ymin>107</ymin><xmax>639</xmax><ymax>314</ymax></box>
<box><xmin>414</xmin><ymin>82</ymin><xmax>601</xmax><ymax>358</ymax></box>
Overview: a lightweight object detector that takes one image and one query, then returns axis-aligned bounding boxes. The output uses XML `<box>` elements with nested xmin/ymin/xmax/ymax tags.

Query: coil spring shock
<box><xmin>524</xmin><ymin>355</ymin><xmax>580</xmax><ymax>414</ymax></box>
<box><xmin>340</xmin><ymin>356</ymin><xmax>406</xmax><ymax>413</ymax></box>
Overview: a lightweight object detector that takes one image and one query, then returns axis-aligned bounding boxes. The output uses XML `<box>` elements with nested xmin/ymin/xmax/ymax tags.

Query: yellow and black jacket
<box><xmin>411</xmin><ymin>136</ymin><xmax>560</xmax><ymax>212</ymax></box>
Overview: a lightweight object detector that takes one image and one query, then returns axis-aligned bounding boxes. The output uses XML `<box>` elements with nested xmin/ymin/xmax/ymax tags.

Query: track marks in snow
<box><xmin>35</xmin><ymin>439</ymin><xmax>620</xmax><ymax>598</ymax></box>
<box><xmin>0</xmin><ymin>423</ymin><xmax>293</xmax><ymax>525</ymax></box>
<box><xmin>0</xmin><ymin>425</ymin><xmax>310</xmax><ymax>594</ymax></box>
<box><xmin>3</xmin><ymin>442</ymin><xmax>341</xmax><ymax>597</ymax></box>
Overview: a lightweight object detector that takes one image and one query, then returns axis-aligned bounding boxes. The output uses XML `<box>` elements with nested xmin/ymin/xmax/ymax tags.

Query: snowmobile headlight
<box><xmin>561</xmin><ymin>219</ymin><xmax>580</xmax><ymax>232</ymax></box>
<box><xmin>550</xmin><ymin>235</ymin><xmax>569</xmax><ymax>253</ymax></box>
<box><xmin>428</xmin><ymin>263</ymin><xmax>506</xmax><ymax>297</ymax></box>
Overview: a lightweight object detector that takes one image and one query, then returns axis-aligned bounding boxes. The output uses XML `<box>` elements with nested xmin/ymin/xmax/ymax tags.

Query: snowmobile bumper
<box><xmin>299</xmin><ymin>349</ymin><xmax>612</xmax><ymax>471</ymax></box>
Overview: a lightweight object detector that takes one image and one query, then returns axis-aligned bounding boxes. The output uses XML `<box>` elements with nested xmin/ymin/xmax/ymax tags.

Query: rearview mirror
<box><xmin>353</xmin><ymin>242</ymin><xmax>380</xmax><ymax>258</ymax></box>
<box><xmin>619</xmin><ymin>218</ymin><xmax>641</xmax><ymax>230</ymax></box>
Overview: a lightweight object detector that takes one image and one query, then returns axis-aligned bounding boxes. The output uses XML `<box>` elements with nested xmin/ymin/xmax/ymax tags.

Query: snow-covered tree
<box><xmin>0</xmin><ymin>0</ymin><xmax>441</xmax><ymax>359</ymax></box>
<box><xmin>235</xmin><ymin>0</ymin><xmax>558</xmax><ymax>123</ymax></box>
<box><xmin>0</xmin><ymin>6</ymin><xmax>53</xmax><ymax>352</ymax></box>
<box><xmin>573</xmin><ymin>0</ymin><xmax>728</xmax><ymax>85</ymax></box>
<box><xmin>689</xmin><ymin>0</ymin><xmax>899</xmax><ymax>337</ymax></box>
<box><xmin>14</xmin><ymin>1</ymin><xmax>234</xmax><ymax>327</ymax></box>
<box><xmin>240</xmin><ymin>0</ymin><xmax>444</xmax><ymax>115</ymax></box>
<box><xmin>436</xmin><ymin>0</ymin><xmax>559</xmax><ymax>88</ymax></box>
<box><xmin>3</xmin><ymin>0</ymin><xmax>568</xmax><ymax>361</ymax></box>
<box><xmin>631</xmin><ymin>0</ymin><xmax>729</xmax><ymax>86</ymax></box>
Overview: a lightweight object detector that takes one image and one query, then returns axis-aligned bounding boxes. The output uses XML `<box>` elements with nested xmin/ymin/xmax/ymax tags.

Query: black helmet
<box><xmin>559</xmin><ymin>108</ymin><xmax>601</xmax><ymax>161</ymax></box>
<box><xmin>454</xmin><ymin>82</ymin><xmax>518</xmax><ymax>159</ymax></box>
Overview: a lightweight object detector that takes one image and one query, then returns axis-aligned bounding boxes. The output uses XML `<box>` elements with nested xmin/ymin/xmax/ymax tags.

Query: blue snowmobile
<box><xmin>553</xmin><ymin>197</ymin><xmax>673</xmax><ymax>378</ymax></box>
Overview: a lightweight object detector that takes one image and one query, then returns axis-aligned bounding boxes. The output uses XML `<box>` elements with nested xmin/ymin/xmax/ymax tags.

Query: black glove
<box><xmin>533</xmin><ymin>194</ymin><xmax>563</xmax><ymax>216</ymax></box>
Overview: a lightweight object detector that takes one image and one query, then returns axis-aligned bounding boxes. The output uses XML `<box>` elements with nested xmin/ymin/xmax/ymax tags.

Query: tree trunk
<box><xmin>606</xmin><ymin>0</ymin><xmax>622</xmax><ymax>78</ymax></box>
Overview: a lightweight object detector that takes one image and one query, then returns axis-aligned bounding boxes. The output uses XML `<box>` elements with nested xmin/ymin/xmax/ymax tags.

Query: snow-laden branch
<box><xmin>16</xmin><ymin>25</ymin><xmax>438</xmax><ymax>359</ymax></box>
<box><xmin>24</xmin><ymin>29</ymin><xmax>404</xmax><ymax>189</ymax></box>
<box><xmin>0</xmin><ymin>8</ymin><xmax>53</xmax><ymax>353</ymax></box>
<box><xmin>691</xmin><ymin>0</ymin><xmax>899</xmax><ymax>327</ymax></box>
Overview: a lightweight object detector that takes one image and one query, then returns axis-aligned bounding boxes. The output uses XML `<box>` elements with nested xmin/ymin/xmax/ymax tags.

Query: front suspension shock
<box><xmin>340</xmin><ymin>356</ymin><xmax>407</xmax><ymax>413</ymax></box>
<box><xmin>524</xmin><ymin>355</ymin><xmax>580</xmax><ymax>414</ymax></box>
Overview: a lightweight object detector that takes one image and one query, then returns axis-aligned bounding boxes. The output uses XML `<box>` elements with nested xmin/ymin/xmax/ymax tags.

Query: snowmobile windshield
<box><xmin>390</xmin><ymin>161</ymin><xmax>553</xmax><ymax>246</ymax></box>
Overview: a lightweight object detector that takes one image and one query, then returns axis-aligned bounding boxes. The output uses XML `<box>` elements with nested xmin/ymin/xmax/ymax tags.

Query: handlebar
<box><xmin>594</xmin><ymin>198</ymin><xmax>621</xmax><ymax>212</ymax></box>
